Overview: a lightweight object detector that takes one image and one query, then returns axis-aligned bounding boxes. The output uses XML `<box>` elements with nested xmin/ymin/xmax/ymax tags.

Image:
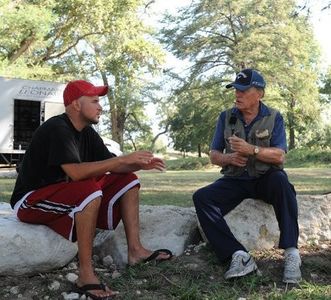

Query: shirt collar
<box><xmin>231</xmin><ymin>101</ymin><xmax>271</xmax><ymax>121</ymax></box>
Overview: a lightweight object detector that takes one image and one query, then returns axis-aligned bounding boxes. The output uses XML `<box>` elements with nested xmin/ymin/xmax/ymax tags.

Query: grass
<box><xmin>137</xmin><ymin>167</ymin><xmax>331</xmax><ymax>207</ymax></box>
<box><xmin>1</xmin><ymin>167</ymin><xmax>331</xmax><ymax>205</ymax></box>
<box><xmin>103</xmin><ymin>245</ymin><xmax>330</xmax><ymax>300</ymax></box>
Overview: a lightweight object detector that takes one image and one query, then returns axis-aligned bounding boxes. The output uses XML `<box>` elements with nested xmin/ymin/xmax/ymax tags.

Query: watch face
<box><xmin>254</xmin><ymin>146</ymin><xmax>259</xmax><ymax>154</ymax></box>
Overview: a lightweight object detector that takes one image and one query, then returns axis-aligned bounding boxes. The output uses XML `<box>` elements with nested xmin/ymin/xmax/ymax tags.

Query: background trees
<box><xmin>0</xmin><ymin>0</ymin><xmax>330</xmax><ymax>153</ymax></box>
<box><xmin>0</xmin><ymin>0</ymin><xmax>165</xmax><ymax>150</ymax></box>
<box><xmin>160</xmin><ymin>0</ymin><xmax>323</xmax><ymax>153</ymax></box>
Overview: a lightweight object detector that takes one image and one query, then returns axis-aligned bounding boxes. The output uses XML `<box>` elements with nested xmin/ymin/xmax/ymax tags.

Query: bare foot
<box><xmin>76</xmin><ymin>275</ymin><xmax>119</xmax><ymax>298</ymax></box>
<box><xmin>128</xmin><ymin>247</ymin><xmax>172</xmax><ymax>265</ymax></box>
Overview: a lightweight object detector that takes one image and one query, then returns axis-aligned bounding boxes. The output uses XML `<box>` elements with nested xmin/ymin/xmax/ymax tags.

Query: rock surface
<box><xmin>93</xmin><ymin>205</ymin><xmax>199</xmax><ymax>268</ymax></box>
<box><xmin>200</xmin><ymin>194</ymin><xmax>331</xmax><ymax>250</ymax></box>
<box><xmin>0</xmin><ymin>193</ymin><xmax>329</xmax><ymax>275</ymax></box>
<box><xmin>0</xmin><ymin>202</ymin><xmax>78</xmax><ymax>276</ymax></box>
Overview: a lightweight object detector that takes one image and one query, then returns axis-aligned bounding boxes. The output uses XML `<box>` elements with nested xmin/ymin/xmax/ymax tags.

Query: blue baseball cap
<box><xmin>226</xmin><ymin>69</ymin><xmax>266</xmax><ymax>91</ymax></box>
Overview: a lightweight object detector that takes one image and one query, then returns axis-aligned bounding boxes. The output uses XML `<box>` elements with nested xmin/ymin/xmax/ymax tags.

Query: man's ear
<box><xmin>72</xmin><ymin>99</ymin><xmax>81</xmax><ymax>111</ymax></box>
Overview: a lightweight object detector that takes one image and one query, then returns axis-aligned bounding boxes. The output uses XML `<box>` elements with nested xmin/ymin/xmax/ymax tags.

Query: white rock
<box><xmin>0</xmin><ymin>202</ymin><xmax>78</xmax><ymax>275</ymax></box>
<box><xmin>111</xmin><ymin>270</ymin><xmax>121</xmax><ymax>279</ymax></box>
<box><xmin>224</xmin><ymin>199</ymin><xmax>280</xmax><ymax>250</ymax></box>
<box><xmin>67</xmin><ymin>262</ymin><xmax>78</xmax><ymax>270</ymax></box>
<box><xmin>200</xmin><ymin>194</ymin><xmax>331</xmax><ymax>251</ymax></box>
<box><xmin>66</xmin><ymin>272</ymin><xmax>78</xmax><ymax>283</ymax></box>
<box><xmin>193</xmin><ymin>242</ymin><xmax>206</xmax><ymax>253</ymax></box>
<box><xmin>102</xmin><ymin>255</ymin><xmax>113</xmax><ymax>267</ymax></box>
<box><xmin>48</xmin><ymin>280</ymin><xmax>61</xmax><ymax>291</ymax></box>
<box><xmin>61</xmin><ymin>292</ymin><xmax>80</xmax><ymax>300</ymax></box>
<box><xmin>321</xmin><ymin>244</ymin><xmax>329</xmax><ymax>249</ymax></box>
<box><xmin>1</xmin><ymin>193</ymin><xmax>329</xmax><ymax>276</ymax></box>
<box><xmin>93</xmin><ymin>205</ymin><xmax>198</xmax><ymax>267</ymax></box>
<box><xmin>10</xmin><ymin>286</ymin><xmax>19</xmax><ymax>294</ymax></box>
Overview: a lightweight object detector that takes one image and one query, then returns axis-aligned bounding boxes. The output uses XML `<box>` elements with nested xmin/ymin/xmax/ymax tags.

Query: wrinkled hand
<box><xmin>228</xmin><ymin>135</ymin><xmax>252</xmax><ymax>156</ymax></box>
<box><xmin>228</xmin><ymin>152</ymin><xmax>248</xmax><ymax>167</ymax></box>
<box><xmin>125</xmin><ymin>151</ymin><xmax>166</xmax><ymax>171</ymax></box>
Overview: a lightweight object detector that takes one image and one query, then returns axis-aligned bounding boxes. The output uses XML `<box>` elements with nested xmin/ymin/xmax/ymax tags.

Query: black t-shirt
<box><xmin>10</xmin><ymin>113</ymin><xmax>115</xmax><ymax>208</ymax></box>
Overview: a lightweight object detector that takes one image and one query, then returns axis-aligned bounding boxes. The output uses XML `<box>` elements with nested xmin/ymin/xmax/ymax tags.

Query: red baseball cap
<box><xmin>63</xmin><ymin>80</ymin><xmax>108</xmax><ymax>106</ymax></box>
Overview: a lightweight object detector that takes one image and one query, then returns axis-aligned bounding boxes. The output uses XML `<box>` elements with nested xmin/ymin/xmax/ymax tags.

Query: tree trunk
<box><xmin>197</xmin><ymin>144</ymin><xmax>202</xmax><ymax>157</ymax></box>
<box><xmin>287</xmin><ymin>95</ymin><xmax>296</xmax><ymax>150</ymax></box>
<box><xmin>105</xmin><ymin>75</ymin><xmax>126</xmax><ymax>150</ymax></box>
<box><xmin>8</xmin><ymin>33</ymin><xmax>35</xmax><ymax>63</ymax></box>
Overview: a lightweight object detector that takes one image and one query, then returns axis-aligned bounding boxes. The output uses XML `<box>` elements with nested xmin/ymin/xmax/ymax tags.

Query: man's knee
<box><xmin>267</xmin><ymin>170</ymin><xmax>293</xmax><ymax>190</ymax></box>
<box><xmin>82</xmin><ymin>196</ymin><xmax>102</xmax><ymax>211</ymax></box>
<box><xmin>193</xmin><ymin>187</ymin><xmax>208</xmax><ymax>207</ymax></box>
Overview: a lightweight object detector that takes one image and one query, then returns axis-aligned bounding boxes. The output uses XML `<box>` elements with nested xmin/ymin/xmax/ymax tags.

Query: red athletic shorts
<box><xmin>15</xmin><ymin>173</ymin><xmax>140</xmax><ymax>242</ymax></box>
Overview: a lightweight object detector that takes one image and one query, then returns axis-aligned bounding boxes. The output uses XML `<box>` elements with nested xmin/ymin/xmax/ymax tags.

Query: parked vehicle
<box><xmin>0</xmin><ymin>77</ymin><xmax>65</xmax><ymax>165</ymax></box>
<box><xmin>0</xmin><ymin>76</ymin><xmax>121</xmax><ymax>166</ymax></box>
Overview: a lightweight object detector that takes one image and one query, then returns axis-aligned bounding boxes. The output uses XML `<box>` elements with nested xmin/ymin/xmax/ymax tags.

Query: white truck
<box><xmin>0</xmin><ymin>77</ymin><xmax>65</xmax><ymax>165</ymax></box>
<box><xmin>0</xmin><ymin>76</ymin><xmax>121</xmax><ymax>166</ymax></box>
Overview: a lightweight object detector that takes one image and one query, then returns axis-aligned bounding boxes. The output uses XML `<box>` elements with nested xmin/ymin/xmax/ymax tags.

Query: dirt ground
<box><xmin>0</xmin><ymin>243</ymin><xmax>330</xmax><ymax>300</ymax></box>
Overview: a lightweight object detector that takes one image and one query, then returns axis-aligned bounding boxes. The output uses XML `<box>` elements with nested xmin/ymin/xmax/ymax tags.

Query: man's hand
<box><xmin>228</xmin><ymin>152</ymin><xmax>249</xmax><ymax>167</ymax></box>
<box><xmin>124</xmin><ymin>151</ymin><xmax>166</xmax><ymax>171</ymax></box>
<box><xmin>141</xmin><ymin>157</ymin><xmax>166</xmax><ymax>171</ymax></box>
<box><xmin>210</xmin><ymin>149</ymin><xmax>248</xmax><ymax>168</ymax></box>
<box><xmin>228</xmin><ymin>135</ymin><xmax>253</xmax><ymax>156</ymax></box>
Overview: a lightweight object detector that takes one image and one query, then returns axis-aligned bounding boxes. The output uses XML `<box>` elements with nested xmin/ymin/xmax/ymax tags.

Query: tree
<box><xmin>160</xmin><ymin>0</ymin><xmax>321</xmax><ymax>151</ymax></box>
<box><xmin>320</xmin><ymin>67</ymin><xmax>331</xmax><ymax>103</ymax></box>
<box><xmin>0</xmin><ymin>0</ymin><xmax>165</xmax><ymax>149</ymax></box>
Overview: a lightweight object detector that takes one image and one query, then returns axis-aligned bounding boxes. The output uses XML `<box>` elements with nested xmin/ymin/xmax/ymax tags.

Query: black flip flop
<box><xmin>73</xmin><ymin>283</ymin><xmax>113</xmax><ymax>300</ymax></box>
<box><xmin>143</xmin><ymin>248</ymin><xmax>173</xmax><ymax>263</ymax></box>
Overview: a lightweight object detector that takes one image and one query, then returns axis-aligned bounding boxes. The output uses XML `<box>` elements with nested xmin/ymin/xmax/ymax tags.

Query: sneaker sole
<box><xmin>224</xmin><ymin>263</ymin><xmax>258</xmax><ymax>280</ymax></box>
<box><xmin>282</xmin><ymin>277</ymin><xmax>302</xmax><ymax>284</ymax></box>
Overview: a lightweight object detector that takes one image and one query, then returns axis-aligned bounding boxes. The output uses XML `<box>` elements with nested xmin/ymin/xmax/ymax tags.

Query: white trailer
<box><xmin>0</xmin><ymin>76</ymin><xmax>122</xmax><ymax>166</ymax></box>
<box><xmin>0</xmin><ymin>76</ymin><xmax>65</xmax><ymax>165</ymax></box>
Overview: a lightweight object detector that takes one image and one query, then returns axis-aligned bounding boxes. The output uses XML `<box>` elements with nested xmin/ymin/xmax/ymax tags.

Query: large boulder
<box><xmin>297</xmin><ymin>194</ymin><xmax>330</xmax><ymax>245</ymax></box>
<box><xmin>93</xmin><ymin>205</ymin><xmax>199</xmax><ymax>268</ymax></box>
<box><xmin>0</xmin><ymin>203</ymin><xmax>78</xmax><ymax>276</ymax></box>
<box><xmin>1</xmin><ymin>193</ymin><xmax>329</xmax><ymax>275</ymax></box>
<box><xmin>199</xmin><ymin>194</ymin><xmax>331</xmax><ymax>250</ymax></box>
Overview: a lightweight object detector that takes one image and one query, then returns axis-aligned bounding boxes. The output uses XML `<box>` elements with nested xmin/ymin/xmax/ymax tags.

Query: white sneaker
<box><xmin>283</xmin><ymin>251</ymin><xmax>302</xmax><ymax>283</ymax></box>
<box><xmin>224</xmin><ymin>251</ymin><xmax>258</xmax><ymax>280</ymax></box>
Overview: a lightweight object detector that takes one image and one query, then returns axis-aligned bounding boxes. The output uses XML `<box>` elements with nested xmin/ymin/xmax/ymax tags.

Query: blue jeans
<box><xmin>193</xmin><ymin>169</ymin><xmax>299</xmax><ymax>262</ymax></box>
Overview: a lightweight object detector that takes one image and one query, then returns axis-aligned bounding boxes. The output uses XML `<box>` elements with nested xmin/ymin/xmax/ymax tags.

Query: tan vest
<box><xmin>221</xmin><ymin>107</ymin><xmax>283</xmax><ymax>177</ymax></box>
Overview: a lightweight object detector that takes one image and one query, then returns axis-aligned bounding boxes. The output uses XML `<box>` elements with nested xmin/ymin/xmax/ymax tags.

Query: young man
<box><xmin>10</xmin><ymin>80</ymin><xmax>172</xmax><ymax>299</ymax></box>
<box><xmin>193</xmin><ymin>69</ymin><xmax>301</xmax><ymax>283</ymax></box>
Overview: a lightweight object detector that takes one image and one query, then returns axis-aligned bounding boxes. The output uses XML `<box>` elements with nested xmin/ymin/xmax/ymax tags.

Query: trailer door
<box><xmin>13</xmin><ymin>99</ymin><xmax>40</xmax><ymax>150</ymax></box>
<box><xmin>43</xmin><ymin>101</ymin><xmax>64</xmax><ymax>122</ymax></box>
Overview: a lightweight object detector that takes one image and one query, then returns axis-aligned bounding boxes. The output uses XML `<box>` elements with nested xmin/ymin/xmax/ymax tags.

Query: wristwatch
<box><xmin>253</xmin><ymin>146</ymin><xmax>259</xmax><ymax>155</ymax></box>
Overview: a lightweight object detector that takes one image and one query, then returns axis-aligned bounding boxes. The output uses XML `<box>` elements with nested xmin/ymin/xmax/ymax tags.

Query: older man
<box><xmin>10</xmin><ymin>80</ymin><xmax>172</xmax><ymax>299</ymax></box>
<box><xmin>193</xmin><ymin>69</ymin><xmax>301</xmax><ymax>283</ymax></box>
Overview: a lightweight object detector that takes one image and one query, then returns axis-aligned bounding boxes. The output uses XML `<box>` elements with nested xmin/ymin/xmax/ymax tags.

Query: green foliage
<box><xmin>0</xmin><ymin>0</ymin><xmax>166</xmax><ymax>149</ymax></box>
<box><xmin>165</xmin><ymin>157</ymin><xmax>211</xmax><ymax>170</ymax></box>
<box><xmin>296</xmin><ymin>123</ymin><xmax>331</xmax><ymax>149</ymax></box>
<box><xmin>285</xmin><ymin>148</ymin><xmax>331</xmax><ymax>167</ymax></box>
<box><xmin>320</xmin><ymin>66</ymin><xmax>331</xmax><ymax>104</ymax></box>
<box><xmin>160</xmin><ymin>0</ymin><xmax>321</xmax><ymax>152</ymax></box>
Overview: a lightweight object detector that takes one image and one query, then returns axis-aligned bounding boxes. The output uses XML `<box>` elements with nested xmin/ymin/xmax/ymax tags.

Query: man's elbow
<box><xmin>61</xmin><ymin>164</ymin><xmax>85</xmax><ymax>182</ymax></box>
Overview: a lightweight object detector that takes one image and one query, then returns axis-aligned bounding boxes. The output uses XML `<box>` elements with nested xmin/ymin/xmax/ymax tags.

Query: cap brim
<box><xmin>85</xmin><ymin>86</ymin><xmax>108</xmax><ymax>97</ymax></box>
<box><xmin>226</xmin><ymin>83</ymin><xmax>251</xmax><ymax>91</ymax></box>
